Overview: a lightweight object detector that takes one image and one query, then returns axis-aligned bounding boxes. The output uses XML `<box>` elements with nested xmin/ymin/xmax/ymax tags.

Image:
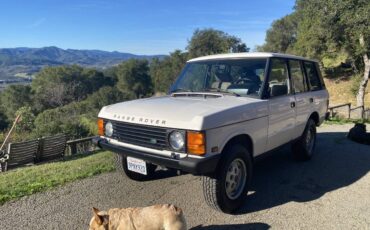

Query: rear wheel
<box><xmin>202</xmin><ymin>144</ymin><xmax>252</xmax><ymax>213</ymax></box>
<box><xmin>115</xmin><ymin>154</ymin><xmax>156</xmax><ymax>181</ymax></box>
<box><xmin>292</xmin><ymin>119</ymin><xmax>317</xmax><ymax>160</ymax></box>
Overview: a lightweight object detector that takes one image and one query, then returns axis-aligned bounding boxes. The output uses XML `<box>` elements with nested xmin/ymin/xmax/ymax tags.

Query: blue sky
<box><xmin>0</xmin><ymin>0</ymin><xmax>295</xmax><ymax>55</ymax></box>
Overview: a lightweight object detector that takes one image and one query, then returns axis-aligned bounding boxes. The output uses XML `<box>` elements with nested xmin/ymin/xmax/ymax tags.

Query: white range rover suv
<box><xmin>94</xmin><ymin>52</ymin><xmax>329</xmax><ymax>213</ymax></box>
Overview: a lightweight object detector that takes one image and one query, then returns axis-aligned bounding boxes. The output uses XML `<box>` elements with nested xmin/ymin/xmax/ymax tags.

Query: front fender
<box><xmin>206</xmin><ymin>116</ymin><xmax>268</xmax><ymax>157</ymax></box>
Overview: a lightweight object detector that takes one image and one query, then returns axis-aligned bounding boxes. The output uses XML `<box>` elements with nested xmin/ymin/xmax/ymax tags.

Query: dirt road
<box><xmin>0</xmin><ymin>124</ymin><xmax>369</xmax><ymax>229</ymax></box>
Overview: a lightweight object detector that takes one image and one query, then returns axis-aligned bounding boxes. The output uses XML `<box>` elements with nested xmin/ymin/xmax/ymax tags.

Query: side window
<box><xmin>289</xmin><ymin>60</ymin><xmax>307</xmax><ymax>93</ymax></box>
<box><xmin>268</xmin><ymin>58</ymin><xmax>290</xmax><ymax>97</ymax></box>
<box><xmin>304</xmin><ymin>61</ymin><xmax>322</xmax><ymax>91</ymax></box>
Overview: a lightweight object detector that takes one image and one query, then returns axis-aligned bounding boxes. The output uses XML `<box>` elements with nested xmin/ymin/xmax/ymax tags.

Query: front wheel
<box><xmin>292</xmin><ymin>119</ymin><xmax>317</xmax><ymax>160</ymax></box>
<box><xmin>115</xmin><ymin>154</ymin><xmax>156</xmax><ymax>181</ymax></box>
<box><xmin>202</xmin><ymin>144</ymin><xmax>252</xmax><ymax>213</ymax></box>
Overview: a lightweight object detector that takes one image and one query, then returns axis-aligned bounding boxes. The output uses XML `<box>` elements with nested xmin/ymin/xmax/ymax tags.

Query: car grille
<box><xmin>110</xmin><ymin>120</ymin><xmax>168</xmax><ymax>150</ymax></box>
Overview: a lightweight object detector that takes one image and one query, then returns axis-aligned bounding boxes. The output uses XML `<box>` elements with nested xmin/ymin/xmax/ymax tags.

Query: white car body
<box><xmin>97</xmin><ymin>52</ymin><xmax>329</xmax><ymax>174</ymax></box>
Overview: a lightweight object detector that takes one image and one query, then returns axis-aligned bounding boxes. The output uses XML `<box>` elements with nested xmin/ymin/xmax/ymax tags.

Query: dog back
<box><xmin>107</xmin><ymin>204</ymin><xmax>186</xmax><ymax>230</ymax></box>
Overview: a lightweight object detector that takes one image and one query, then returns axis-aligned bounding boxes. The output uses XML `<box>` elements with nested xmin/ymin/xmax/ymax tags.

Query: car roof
<box><xmin>187</xmin><ymin>52</ymin><xmax>318</xmax><ymax>63</ymax></box>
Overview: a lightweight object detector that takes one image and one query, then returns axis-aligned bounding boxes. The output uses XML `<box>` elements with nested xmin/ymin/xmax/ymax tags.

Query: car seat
<box><xmin>211</xmin><ymin>72</ymin><xmax>231</xmax><ymax>90</ymax></box>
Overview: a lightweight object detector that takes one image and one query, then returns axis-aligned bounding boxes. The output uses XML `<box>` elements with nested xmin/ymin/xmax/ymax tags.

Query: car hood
<box><xmin>98</xmin><ymin>93</ymin><xmax>268</xmax><ymax>130</ymax></box>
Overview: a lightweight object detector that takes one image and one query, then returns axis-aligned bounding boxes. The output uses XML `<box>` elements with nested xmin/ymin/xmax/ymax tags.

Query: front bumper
<box><xmin>93</xmin><ymin>137</ymin><xmax>220</xmax><ymax>175</ymax></box>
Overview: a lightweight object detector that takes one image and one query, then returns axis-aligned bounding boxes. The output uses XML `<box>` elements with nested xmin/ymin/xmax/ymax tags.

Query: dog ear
<box><xmin>92</xmin><ymin>207</ymin><xmax>103</xmax><ymax>225</ymax></box>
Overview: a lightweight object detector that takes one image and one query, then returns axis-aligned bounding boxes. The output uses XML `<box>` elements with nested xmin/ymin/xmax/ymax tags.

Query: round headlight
<box><xmin>169</xmin><ymin>131</ymin><xmax>185</xmax><ymax>150</ymax></box>
<box><xmin>105</xmin><ymin>122</ymin><xmax>113</xmax><ymax>137</ymax></box>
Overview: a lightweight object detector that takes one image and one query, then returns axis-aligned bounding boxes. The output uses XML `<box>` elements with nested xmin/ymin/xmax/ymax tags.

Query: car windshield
<box><xmin>171</xmin><ymin>58</ymin><xmax>267</xmax><ymax>97</ymax></box>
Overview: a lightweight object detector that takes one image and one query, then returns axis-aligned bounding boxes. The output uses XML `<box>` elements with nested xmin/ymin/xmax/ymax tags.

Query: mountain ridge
<box><xmin>0</xmin><ymin>46</ymin><xmax>166</xmax><ymax>79</ymax></box>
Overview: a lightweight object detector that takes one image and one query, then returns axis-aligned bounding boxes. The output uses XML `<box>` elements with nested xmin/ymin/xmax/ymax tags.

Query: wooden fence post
<box><xmin>66</xmin><ymin>136</ymin><xmax>97</xmax><ymax>156</ymax></box>
<box><xmin>36</xmin><ymin>137</ymin><xmax>44</xmax><ymax>163</ymax></box>
<box><xmin>348</xmin><ymin>104</ymin><xmax>351</xmax><ymax>119</ymax></box>
<box><xmin>328</xmin><ymin>103</ymin><xmax>352</xmax><ymax>119</ymax></box>
<box><xmin>70</xmin><ymin>143</ymin><xmax>77</xmax><ymax>155</ymax></box>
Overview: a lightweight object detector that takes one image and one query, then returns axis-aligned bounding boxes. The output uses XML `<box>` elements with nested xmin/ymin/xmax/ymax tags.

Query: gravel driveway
<box><xmin>0</xmin><ymin>124</ymin><xmax>369</xmax><ymax>229</ymax></box>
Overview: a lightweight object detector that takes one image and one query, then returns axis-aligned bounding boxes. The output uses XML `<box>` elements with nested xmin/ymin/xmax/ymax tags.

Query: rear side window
<box><xmin>304</xmin><ymin>62</ymin><xmax>322</xmax><ymax>91</ymax></box>
<box><xmin>289</xmin><ymin>60</ymin><xmax>307</xmax><ymax>93</ymax></box>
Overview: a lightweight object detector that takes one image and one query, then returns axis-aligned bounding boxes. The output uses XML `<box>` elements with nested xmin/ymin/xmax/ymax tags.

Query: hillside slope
<box><xmin>324</xmin><ymin>78</ymin><xmax>370</xmax><ymax>107</ymax></box>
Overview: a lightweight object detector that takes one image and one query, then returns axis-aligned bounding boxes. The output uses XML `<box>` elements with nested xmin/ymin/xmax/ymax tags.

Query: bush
<box><xmin>116</xmin><ymin>59</ymin><xmax>153</xmax><ymax>99</ymax></box>
<box><xmin>32</xmin><ymin>65</ymin><xmax>115</xmax><ymax>112</ymax></box>
<box><xmin>15</xmin><ymin>106</ymin><xmax>35</xmax><ymax>133</ymax></box>
<box><xmin>33</xmin><ymin>86</ymin><xmax>126</xmax><ymax>138</ymax></box>
<box><xmin>34</xmin><ymin>99</ymin><xmax>91</xmax><ymax>138</ymax></box>
<box><xmin>0</xmin><ymin>85</ymin><xmax>32</xmax><ymax>120</ymax></box>
<box><xmin>0</xmin><ymin>108</ymin><xmax>8</xmax><ymax>131</ymax></box>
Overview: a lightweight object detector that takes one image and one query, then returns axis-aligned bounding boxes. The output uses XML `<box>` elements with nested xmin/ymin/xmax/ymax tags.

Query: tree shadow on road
<box><xmin>190</xmin><ymin>222</ymin><xmax>270</xmax><ymax>230</ymax></box>
<box><xmin>236</xmin><ymin>131</ymin><xmax>370</xmax><ymax>214</ymax></box>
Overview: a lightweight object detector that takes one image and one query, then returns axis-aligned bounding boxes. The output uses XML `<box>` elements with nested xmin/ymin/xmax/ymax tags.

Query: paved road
<box><xmin>0</xmin><ymin>124</ymin><xmax>369</xmax><ymax>229</ymax></box>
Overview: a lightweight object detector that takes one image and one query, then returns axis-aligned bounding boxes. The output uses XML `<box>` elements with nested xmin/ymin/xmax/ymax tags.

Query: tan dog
<box><xmin>89</xmin><ymin>204</ymin><xmax>187</xmax><ymax>230</ymax></box>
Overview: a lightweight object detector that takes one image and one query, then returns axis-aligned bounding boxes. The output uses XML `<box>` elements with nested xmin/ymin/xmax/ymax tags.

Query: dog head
<box><xmin>354</xmin><ymin>123</ymin><xmax>366</xmax><ymax>131</ymax></box>
<box><xmin>89</xmin><ymin>207</ymin><xmax>109</xmax><ymax>230</ymax></box>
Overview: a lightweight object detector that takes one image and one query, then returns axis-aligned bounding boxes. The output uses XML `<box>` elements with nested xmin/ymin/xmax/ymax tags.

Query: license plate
<box><xmin>127</xmin><ymin>157</ymin><xmax>147</xmax><ymax>175</ymax></box>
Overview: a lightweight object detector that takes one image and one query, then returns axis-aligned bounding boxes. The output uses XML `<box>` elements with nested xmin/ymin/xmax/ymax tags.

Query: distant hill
<box><xmin>0</xmin><ymin>46</ymin><xmax>165</xmax><ymax>79</ymax></box>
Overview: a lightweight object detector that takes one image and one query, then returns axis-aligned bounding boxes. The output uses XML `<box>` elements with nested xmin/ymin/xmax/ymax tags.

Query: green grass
<box><xmin>0</xmin><ymin>151</ymin><xmax>115</xmax><ymax>205</ymax></box>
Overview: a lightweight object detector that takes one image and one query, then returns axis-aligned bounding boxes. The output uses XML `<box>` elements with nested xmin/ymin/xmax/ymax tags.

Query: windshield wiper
<box><xmin>201</xmin><ymin>88</ymin><xmax>240</xmax><ymax>97</ymax></box>
<box><xmin>170</xmin><ymin>88</ymin><xmax>193</xmax><ymax>93</ymax></box>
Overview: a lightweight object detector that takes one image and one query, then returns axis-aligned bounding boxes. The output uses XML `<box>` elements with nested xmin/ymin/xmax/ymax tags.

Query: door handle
<box><xmin>309</xmin><ymin>98</ymin><xmax>314</xmax><ymax>103</ymax></box>
<box><xmin>291</xmin><ymin>102</ymin><xmax>296</xmax><ymax>108</ymax></box>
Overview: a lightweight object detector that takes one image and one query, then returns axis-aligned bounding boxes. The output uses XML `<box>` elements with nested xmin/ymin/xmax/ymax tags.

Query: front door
<box><xmin>267</xmin><ymin>58</ymin><xmax>296</xmax><ymax>151</ymax></box>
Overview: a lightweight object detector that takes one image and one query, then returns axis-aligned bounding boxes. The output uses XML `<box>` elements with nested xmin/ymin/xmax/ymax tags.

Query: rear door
<box><xmin>289</xmin><ymin>59</ymin><xmax>311</xmax><ymax>139</ymax></box>
<box><xmin>303</xmin><ymin>61</ymin><xmax>329</xmax><ymax>124</ymax></box>
<box><xmin>266</xmin><ymin>58</ymin><xmax>296</xmax><ymax>151</ymax></box>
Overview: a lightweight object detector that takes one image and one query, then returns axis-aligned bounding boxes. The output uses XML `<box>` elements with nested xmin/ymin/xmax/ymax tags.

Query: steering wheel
<box><xmin>235</xmin><ymin>77</ymin><xmax>254</xmax><ymax>85</ymax></box>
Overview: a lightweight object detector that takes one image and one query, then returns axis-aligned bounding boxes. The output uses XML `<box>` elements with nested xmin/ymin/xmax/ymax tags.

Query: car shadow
<box><xmin>190</xmin><ymin>222</ymin><xmax>270</xmax><ymax>230</ymax></box>
<box><xmin>151</xmin><ymin>168</ymin><xmax>179</xmax><ymax>180</ymax></box>
<box><xmin>236</xmin><ymin>131</ymin><xmax>370</xmax><ymax>214</ymax></box>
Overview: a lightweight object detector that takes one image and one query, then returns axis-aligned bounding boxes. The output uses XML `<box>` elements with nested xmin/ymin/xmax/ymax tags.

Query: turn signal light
<box><xmin>187</xmin><ymin>131</ymin><xmax>206</xmax><ymax>155</ymax></box>
<box><xmin>97</xmin><ymin>118</ymin><xmax>104</xmax><ymax>136</ymax></box>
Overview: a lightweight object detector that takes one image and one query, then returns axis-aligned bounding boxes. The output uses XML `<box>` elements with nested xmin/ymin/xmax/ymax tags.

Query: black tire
<box><xmin>202</xmin><ymin>144</ymin><xmax>253</xmax><ymax>213</ymax></box>
<box><xmin>292</xmin><ymin>119</ymin><xmax>317</xmax><ymax>161</ymax></box>
<box><xmin>115</xmin><ymin>154</ymin><xmax>156</xmax><ymax>181</ymax></box>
